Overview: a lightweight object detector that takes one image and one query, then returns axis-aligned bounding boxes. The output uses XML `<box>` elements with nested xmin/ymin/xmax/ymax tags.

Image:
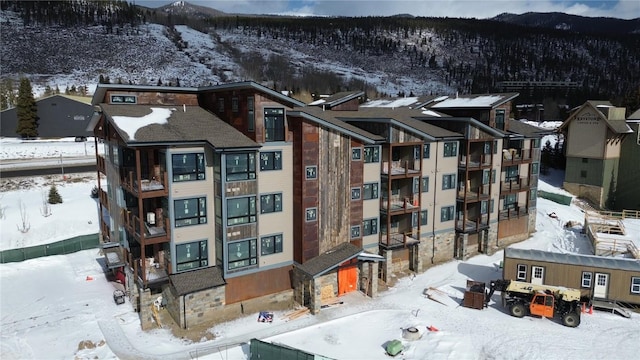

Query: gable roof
<box><xmin>505</xmin><ymin>248</ymin><xmax>640</xmax><ymax>272</ymax></box>
<box><xmin>199</xmin><ymin>81</ymin><xmax>306</xmax><ymax>108</ymax></box>
<box><xmin>308</xmin><ymin>91</ymin><xmax>364</xmax><ymax>108</ymax></box>
<box><xmin>170</xmin><ymin>266</ymin><xmax>226</xmax><ymax>295</ymax></box>
<box><xmin>288</xmin><ymin>106</ymin><xmax>384</xmax><ymax>144</ymax></box>
<box><xmin>559</xmin><ymin>101</ymin><xmax>632</xmax><ymax>134</ymax></box>
<box><xmin>428</xmin><ymin>93</ymin><xmax>519</xmax><ymax>109</ymax></box>
<box><xmin>0</xmin><ymin>94</ymin><xmax>95</xmax><ymax>138</ymax></box>
<box><xmin>420</xmin><ymin>116</ymin><xmax>507</xmax><ymax>138</ymax></box>
<box><xmin>98</xmin><ymin>104</ymin><xmax>258</xmax><ymax>149</ymax></box>
<box><xmin>506</xmin><ymin>119</ymin><xmax>554</xmax><ymax>138</ymax></box>
<box><xmin>294</xmin><ymin>242</ymin><xmax>384</xmax><ymax>278</ymax></box>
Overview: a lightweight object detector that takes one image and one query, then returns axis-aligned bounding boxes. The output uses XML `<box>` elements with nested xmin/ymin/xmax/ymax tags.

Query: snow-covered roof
<box><xmin>431</xmin><ymin>95</ymin><xmax>503</xmax><ymax>108</ymax></box>
<box><xmin>361</xmin><ymin>97</ymin><xmax>419</xmax><ymax>108</ymax></box>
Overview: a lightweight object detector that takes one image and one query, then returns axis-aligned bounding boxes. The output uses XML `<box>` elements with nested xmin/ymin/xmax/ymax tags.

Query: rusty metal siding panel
<box><xmin>225</xmin><ymin>265</ymin><xmax>293</xmax><ymax>304</ymax></box>
<box><xmin>301</xmin><ymin>121</ymin><xmax>320</xmax><ymax>263</ymax></box>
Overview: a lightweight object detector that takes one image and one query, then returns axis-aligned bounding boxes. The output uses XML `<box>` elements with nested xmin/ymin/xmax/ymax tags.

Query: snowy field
<box><xmin>1</xmin><ymin>137</ymin><xmax>639</xmax><ymax>360</ymax></box>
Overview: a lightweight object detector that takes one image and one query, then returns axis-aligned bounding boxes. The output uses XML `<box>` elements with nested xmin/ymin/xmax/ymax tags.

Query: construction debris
<box><xmin>423</xmin><ymin>287</ymin><xmax>449</xmax><ymax>306</ymax></box>
<box><xmin>283</xmin><ymin>308</ymin><xmax>310</xmax><ymax>321</ymax></box>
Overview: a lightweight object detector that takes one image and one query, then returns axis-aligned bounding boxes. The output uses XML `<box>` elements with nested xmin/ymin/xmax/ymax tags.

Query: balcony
<box><xmin>501</xmin><ymin>148</ymin><xmax>540</xmax><ymax>166</ymax></box>
<box><xmin>457</xmin><ymin>184</ymin><xmax>490</xmax><ymax>202</ymax></box>
<box><xmin>98</xmin><ymin>188</ymin><xmax>109</xmax><ymax>209</ymax></box>
<box><xmin>97</xmin><ymin>155</ymin><xmax>106</xmax><ymax>174</ymax></box>
<box><xmin>134</xmin><ymin>257</ymin><xmax>169</xmax><ymax>288</ymax></box>
<box><xmin>382</xmin><ymin>160</ymin><xmax>420</xmax><ymax>177</ymax></box>
<box><xmin>500</xmin><ymin>177</ymin><xmax>532</xmax><ymax>194</ymax></box>
<box><xmin>459</xmin><ymin>154</ymin><xmax>492</xmax><ymax>170</ymax></box>
<box><xmin>379</xmin><ymin>231</ymin><xmax>420</xmax><ymax>249</ymax></box>
<box><xmin>456</xmin><ymin>214</ymin><xmax>489</xmax><ymax>233</ymax></box>
<box><xmin>121</xmin><ymin>169</ymin><xmax>169</xmax><ymax>198</ymax></box>
<box><xmin>498</xmin><ymin>206</ymin><xmax>528</xmax><ymax>221</ymax></box>
<box><xmin>123</xmin><ymin>209</ymin><xmax>171</xmax><ymax>245</ymax></box>
<box><xmin>381</xmin><ymin>195</ymin><xmax>419</xmax><ymax>215</ymax></box>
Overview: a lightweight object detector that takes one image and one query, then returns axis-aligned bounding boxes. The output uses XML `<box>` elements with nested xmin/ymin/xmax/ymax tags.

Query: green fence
<box><xmin>538</xmin><ymin>190</ymin><xmax>573</xmax><ymax>206</ymax></box>
<box><xmin>250</xmin><ymin>338</ymin><xmax>335</xmax><ymax>360</ymax></box>
<box><xmin>0</xmin><ymin>233</ymin><xmax>100</xmax><ymax>264</ymax></box>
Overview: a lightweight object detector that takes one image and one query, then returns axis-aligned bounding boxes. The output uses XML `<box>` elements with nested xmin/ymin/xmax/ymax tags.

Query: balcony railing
<box><xmin>134</xmin><ymin>257</ymin><xmax>169</xmax><ymax>288</ymax></box>
<box><xmin>500</xmin><ymin>177</ymin><xmax>531</xmax><ymax>194</ymax></box>
<box><xmin>121</xmin><ymin>170</ymin><xmax>169</xmax><ymax>198</ymax></box>
<box><xmin>382</xmin><ymin>160</ymin><xmax>420</xmax><ymax>177</ymax></box>
<box><xmin>123</xmin><ymin>210</ymin><xmax>171</xmax><ymax>245</ymax></box>
<box><xmin>381</xmin><ymin>195</ymin><xmax>419</xmax><ymax>214</ymax></box>
<box><xmin>456</xmin><ymin>214</ymin><xmax>489</xmax><ymax>232</ymax></box>
<box><xmin>501</xmin><ymin>148</ymin><xmax>540</xmax><ymax>165</ymax></box>
<box><xmin>98</xmin><ymin>188</ymin><xmax>109</xmax><ymax>209</ymax></box>
<box><xmin>97</xmin><ymin>155</ymin><xmax>106</xmax><ymax>174</ymax></box>
<box><xmin>498</xmin><ymin>206</ymin><xmax>528</xmax><ymax>221</ymax></box>
<box><xmin>459</xmin><ymin>154</ymin><xmax>492</xmax><ymax>169</ymax></box>
<box><xmin>379</xmin><ymin>231</ymin><xmax>420</xmax><ymax>249</ymax></box>
<box><xmin>457</xmin><ymin>184</ymin><xmax>490</xmax><ymax>201</ymax></box>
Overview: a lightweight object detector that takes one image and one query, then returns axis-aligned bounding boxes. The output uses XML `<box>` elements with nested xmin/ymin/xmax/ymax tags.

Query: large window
<box><xmin>443</xmin><ymin>142</ymin><xmax>458</xmax><ymax>157</ymax></box>
<box><xmin>442</xmin><ymin>174</ymin><xmax>456</xmax><ymax>190</ymax></box>
<box><xmin>363</xmin><ymin>218</ymin><xmax>378</xmax><ymax>236</ymax></box>
<box><xmin>582</xmin><ymin>272</ymin><xmax>592</xmax><ymax>288</ymax></box>
<box><xmin>176</xmin><ymin>240</ymin><xmax>208</xmax><ymax>272</ymax></box>
<box><xmin>364</xmin><ymin>146</ymin><xmax>380</xmax><ymax>163</ymax></box>
<box><xmin>174</xmin><ymin>197</ymin><xmax>207</xmax><ymax>227</ymax></box>
<box><xmin>517</xmin><ymin>264</ymin><xmax>527</xmax><ymax>280</ymax></box>
<box><xmin>632</xmin><ymin>277</ymin><xmax>640</xmax><ymax>294</ymax></box>
<box><xmin>227</xmin><ymin>196</ymin><xmax>257</xmax><ymax>226</ymax></box>
<box><xmin>261</xmin><ymin>234</ymin><xmax>283</xmax><ymax>255</ymax></box>
<box><xmin>495</xmin><ymin>109</ymin><xmax>505</xmax><ymax>130</ymax></box>
<box><xmin>226</xmin><ymin>153</ymin><xmax>256</xmax><ymax>181</ymax></box>
<box><xmin>228</xmin><ymin>239</ymin><xmax>257</xmax><ymax>270</ymax></box>
<box><xmin>260</xmin><ymin>193</ymin><xmax>282</xmax><ymax>214</ymax></box>
<box><xmin>504</xmin><ymin>194</ymin><xmax>517</xmax><ymax>210</ymax></box>
<box><xmin>172</xmin><ymin>153</ymin><xmax>205</xmax><ymax>182</ymax></box>
<box><xmin>441</xmin><ymin>206</ymin><xmax>455</xmax><ymax>222</ymax></box>
<box><xmin>420</xmin><ymin>210</ymin><xmax>428</xmax><ymax>226</ymax></box>
<box><xmin>363</xmin><ymin>183</ymin><xmax>379</xmax><ymax>200</ymax></box>
<box><xmin>259</xmin><ymin>151</ymin><xmax>282</xmax><ymax>171</ymax></box>
<box><xmin>506</xmin><ymin>165</ymin><xmax>519</xmax><ymax>182</ymax></box>
<box><xmin>264</xmin><ymin>108</ymin><xmax>285</xmax><ymax>142</ymax></box>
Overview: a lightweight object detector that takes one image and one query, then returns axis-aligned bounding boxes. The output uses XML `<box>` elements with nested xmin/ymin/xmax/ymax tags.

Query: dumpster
<box><xmin>113</xmin><ymin>290</ymin><xmax>125</xmax><ymax>305</ymax></box>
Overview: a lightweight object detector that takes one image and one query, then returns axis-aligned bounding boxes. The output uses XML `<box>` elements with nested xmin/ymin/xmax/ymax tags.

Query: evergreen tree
<box><xmin>605</xmin><ymin>170</ymin><xmax>617</xmax><ymax>210</ymax></box>
<box><xmin>44</xmin><ymin>85</ymin><xmax>53</xmax><ymax>97</ymax></box>
<box><xmin>15</xmin><ymin>78</ymin><xmax>38</xmax><ymax>138</ymax></box>
<box><xmin>48</xmin><ymin>184</ymin><xmax>63</xmax><ymax>204</ymax></box>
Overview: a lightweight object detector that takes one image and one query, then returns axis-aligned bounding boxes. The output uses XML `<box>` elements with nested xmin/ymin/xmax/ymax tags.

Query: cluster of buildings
<box><xmin>87</xmin><ymin>81</ymin><xmax>551</xmax><ymax>329</ymax></box>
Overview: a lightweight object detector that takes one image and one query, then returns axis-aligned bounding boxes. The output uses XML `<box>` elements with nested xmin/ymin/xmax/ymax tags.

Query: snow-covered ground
<box><xmin>1</xmin><ymin>137</ymin><xmax>639</xmax><ymax>360</ymax></box>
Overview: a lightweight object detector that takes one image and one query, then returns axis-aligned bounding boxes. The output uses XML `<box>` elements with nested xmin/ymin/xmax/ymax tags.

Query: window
<box><xmin>111</xmin><ymin>95</ymin><xmax>136</xmax><ymax>104</ymax></box>
<box><xmin>632</xmin><ymin>277</ymin><xmax>640</xmax><ymax>294</ymax></box>
<box><xmin>261</xmin><ymin>234</ymin><xmax>283</xmax><ymax>255</ymax></box>
<box><xmin>517</xmin><ymin>264</ymin><xmax>527</xmax><ymax>280</ymax></box>
<box><xmin>490</xmin><ymin>199</ymin><xmax>494</xmax><ymax>213</ymax></box>
<box><xmin>264</xmin><ymin>108</ymin><xmax>285</xmax><ymax>142</ymax></box>
<box><xmin>580</xmin><ymin>170</ymin><xmax>587</xmax><ymax>178</ymax></box>
<box><xmin>363</xmin><ymin>183</ymin><xmax>379</xmax><ymax>200</ymax></box>
<box><xmin>412</xmin><ymin>212</ymin><xmax>419</xmax><ymax>227</ymax></box>
<box><xmin>504</xmin><ymin>194</ymin><xmax>517</xmax><ymax>209</ymax></box>
<box><xmin>442</xmin><ymin>174</ymin><xmax>456</xmax><ymax>190</ymax></box>
<box><xmin>227</xmin><ymin>196</ymin><xmax>257</xmax><ymax>226</ymax></box>
<box><xmin>443</xmin><ymin>142</ymin><xmax>457</xmax><ymax>157</ymax></box>
<box><xmin>531</xmin><ymin>162</ymin><xmax>539</xmax><ymax>175</ymax></box>
<box><xmin>483</xmin><ymin>142</ymin><xmax>491</xmax><ymax>154</ymax></box>
<box><xmin>530</xmin><ymin>188</ymin><xmax>537</xmax><ymax>200</ymax></box>
<box><xmin>506</xmin><ymin>165</ymin><xmax>519</xmax><ymax>182</ymax></box>
<box><xmin>172</xmin><ymin>153</ymin><xmax>205</xmax><ymax>182</ymax></box>
<box><xmin>306</xmin><ymin>207</ymin><xmax>317</xmax><ymax>222</ymax></box>
<box><xmin>305</xmin><ymin>166</ymin><xmax>317</xmax><ymax>180</ymax></box>
<box><xmin>582</xmin><ymin>158</ymin><xmax>589</xmax><ymax>163</ymax></box>
<box><xmin>422</xmin><ymin>176</ymin><xmax>429</xmax><ymax>192</ymax></box>
<box><xmin>482</xmin><ymin>169</ymin><xmax>490</xmax><ymax>185</ymax></box>
<box><xmin>364</xmin><ymin>146</ymin><xmax>380</xmax><ymax>163</ymax></box>
<box><xmin>259</xmin><ymin>151</ymin><xmax>282</xmax><ymax>171</ymax></box>
<box><xmin>232</xmin><ymin>97</ymin><xmax>239</xmax><ymax>112</ymax></box>
<box><xmin>495</xmin><ymin>109</ymin><xmax>505</xmax><ymax>130</ymax></box>
<box><xmin>423</xmin><ymin>143</ymin><xmax>431</xmax><ymax>159</ymax></box>
<box><xmin>420</xmin><ymin>210</ymin><xmax>428</xmax><ymax>226</ymax></box>
<box><xmin>217</xmin><ymin>97</ymin><xmax>225</xmax><ymax>112</ymax></box>
<box><xmin>413</xmin><ymin>177</ymin><xmax>420</xmax><ymax>193</ymax></box>
<box><xmin>441</xmin><ymin>206</ymin><xmax>455</xmax><ymax>222</ymax></box>
<box><xmin>481</xmin><ymin>200</ymin><xmax>488</xmax><ymax>214</ymax></box>
<box><xmin>363</xmin><ymin>218</ymin><xmax>378</xmax><ymax>235</ymax></box>
<box><xmin>582</xmin><ymin>272</ymin><xmax>592</xmax><ymax>288</ymax></box>
<box><xmin>228</xmin><ymin>239</ymin><xmax>257</xmax><ymax>270</ymax></box>
<box><xmin>351</xmin><ymin>187</ymin><xmax>361</xmax><ymax>200</ymax></box>
<box><xmin>493</xmin><ymin>140</ymin><xmax>498</xmax><ymax>154</ymax></box>
<box><xmin>352</xmin><ymin>148</ymin><xmax>362</xmax><ymax>161</ymax></box>
<box><xmin>174</xmin><ymin>197</ymin><xmax>207</xmax><ymax>227</ymax></box>
<box><xmin>350</xmin><ymin>225</ymin><xmax>361</xmax><ymax>239</ymax></box>
<box><xmin>176</xmin><ymin>240</ymin><xmax>208</xmax><ymax>272</ymax></box>
<box><xmin>226</xmin><ymin>153</ymin><xmax>256</xmax><ymax>181</ymax></box>
<box><xmin>260</xmin><ymin>193</ymin><xmax>282</xmax><ymax>214</ymax></box>
<box><xmin>533</xmin><ymin>138</ymin><xmax>540</xmax><ymax>148</ymax></box>
<box><xmin>491</xmin><ymin>169</ymin><xmax>496</xmax><ymax>183</ymax></box>
<box><xmin>247</xmin><ymin>96</ymin><xmax>255</xmax><ymax>132</ymax></box>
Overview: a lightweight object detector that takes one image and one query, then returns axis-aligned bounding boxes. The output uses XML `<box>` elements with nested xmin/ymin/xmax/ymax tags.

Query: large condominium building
<box><xmin>88</xmin><ymin>82</ymin><xmax>545</xmax><ymax>330</ymax></box>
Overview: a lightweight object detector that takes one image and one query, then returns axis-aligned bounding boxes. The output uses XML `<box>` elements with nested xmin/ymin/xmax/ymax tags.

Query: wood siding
<box><xmin>498</xmin><ymin>215</ymin><xmax>528</xmax><ymax>239</ymax></box>
<box><xmin>225</xmin><ymin>265</ymin><xmax>293</xmax><ymax>304</ymax></box>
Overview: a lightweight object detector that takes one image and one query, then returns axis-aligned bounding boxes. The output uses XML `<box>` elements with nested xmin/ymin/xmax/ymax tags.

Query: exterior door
<box><xmin>531</xmin><ymin>266</ymin><xmax>544</xmax><ymax>285</ymax></box>
<box><xmin>594</xmin><ymin>273</ymin><xmax>609</xmax><ymax>299</ymax></box>
<box><xmin>338</xmin><ymin>266</ymin><xmax>357</xmax><ymax>295</ymax></box>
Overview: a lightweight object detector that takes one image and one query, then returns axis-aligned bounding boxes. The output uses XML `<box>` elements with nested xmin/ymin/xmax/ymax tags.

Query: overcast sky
<box><xmin>132</xmin><ymin>0</ymin><xmax>640</xmax><ymax>19</ymax></box>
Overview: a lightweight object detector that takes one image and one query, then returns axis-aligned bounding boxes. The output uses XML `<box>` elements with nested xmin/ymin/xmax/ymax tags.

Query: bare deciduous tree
<box><xmin>16</xmin><ymin>200</ymin><xmax>30</xmax><ymax>233</ymax></box>
<box><xmin>40</xmin><ymin>190</ymin><xmax>52</xmax><ymax>217</ymax></box>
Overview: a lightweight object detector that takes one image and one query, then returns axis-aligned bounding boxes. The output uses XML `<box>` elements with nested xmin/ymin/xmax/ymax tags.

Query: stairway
<box><xmin>591</xmin><ymin>299</ymin><xmax>632</xmax><ymax>318</ymax></box>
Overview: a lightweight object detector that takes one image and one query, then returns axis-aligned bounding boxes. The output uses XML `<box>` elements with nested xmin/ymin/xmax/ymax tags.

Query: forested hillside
<box><xmin>1</xmin><ymin>0</ymin><xmax>639</xmax><ymax>114</ymax></box>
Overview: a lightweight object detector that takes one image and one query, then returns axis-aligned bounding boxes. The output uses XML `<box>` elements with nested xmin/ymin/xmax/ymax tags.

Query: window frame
<box><xmin>247</xmin><ymin>96</ymin><xmax>255</xmax><ymax>132</ymax></box>
<box><xmin>217</xmin><ymin>97</ymin><xmax>225</xmax><ymax>113</ymax></box>
<box><xmin>364</xmin><ymin>146</ymin><xmax>380</xmax><ymax>163</ymax></box>
<box><xmin>516</xmin><ymin>264</ymin><xmax>527</xmax><ymax>280</ymax></box>
<box><xmin>226</xmin><ymin>153</ymin><xmax>256</xmax><ymax>181</ymax></box>
<box><xmin>352</xmin><ymin>147</ymin><xmax>362</xmax><ymax>161</ymax></box>
<box><xmin>306</xmin><ymin>207</ymin><xmax>317</xmax><ymax>222</ymax></box>
<box><xmin>363</xmin><ymin>218</ymin><xmax>378</xmax><ymax>236</ymax></box>
<box><xmin>264</xmin><ymin>108</ymin><xmax>285</xmax><ymax>142</ymax></box>
<box><xmin>172</xmin><ymin>153</ymin><xmax>205</xmax><ymax>182</ymax></box>
<box><xmin>582</xmin><ymin>271</ymin><xmax>593</xmax><ymax>288</ymax></box>
<box><xmin>422</xmin><ymin>176</ymin><xmax>429</xmax><ymax>193</ymax></box>
<box><xmin>259</xmin><ymin>151</ymin><xmax>282</xmax><ymax>171</ymax></box>
<box><xmin>175</xmin><ymin>240</ymin><xmax>208</xmax><ymax>272</ymax></box>
<box><xmin>228</xmin><ymin>239</ymin><xmax>257</xmax><ymax>271</ymax></box>
<box><xmin>420</xmin><ymin>210</ymin><xmax>428</xmax><ymax>226</ymax></box>
<box><xmin>495</xmin><ymin>109</ymin><xmax>505</xmax><ymax>130</ymax></box>
<box><xmin>440</xmin><ymin>205</ymin><xmax>455</xmax><ymax>222</ymax></box>
<box><xmin>174</xmin><ymin>197</ymin><xmax>207</xmax><ymax>227</ymax></box>
<box><xmin>442</xmin><ymin>173</ymin><xmax>456</xmax><ymax>190</ymax></box>
<box><xmin>631</xmin><ymin>277</ymin><xmax>640</xmax><ymax>295</ymax></box>
<box><xmin>260</xmin><ymin>193</ymin><xmax>283</xmax><ymax>214</ymax></box>
<box><xmin>305</xmin><ymin>165</ymin><xmax>317</xmax><ymax>180</ymax></box>
<box><xmin>226</xmin><ymin>196</ymin><xmax>257</xmax><ymax>226</ymax></box>
<box><xmin>260</xmin><ymin>233</ymin><xmax>283</xmax><ymax>256</ymax></box>
<box><xmin>351</xmin><ymin>187</ymin><xmax>361</xmax><ymax>200</ymax></box>
<box><xmin>350</xmin><ymin>225</ymin><xmax>361</xmax><ymax>239</ymax></box>
<box><xmin>423</xmin><ymin>143</ymin><xmax>431</xmax><ymax>159</ymax></box>
<box><xmin>363</xmin><ymin>182</ymin><xmax>379</xmax><ymax>200</ymax></box>
<box><xmin>443</xmin><ymin>141</ymin><xmax>458</xmax><ymax>157</ymax></box>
